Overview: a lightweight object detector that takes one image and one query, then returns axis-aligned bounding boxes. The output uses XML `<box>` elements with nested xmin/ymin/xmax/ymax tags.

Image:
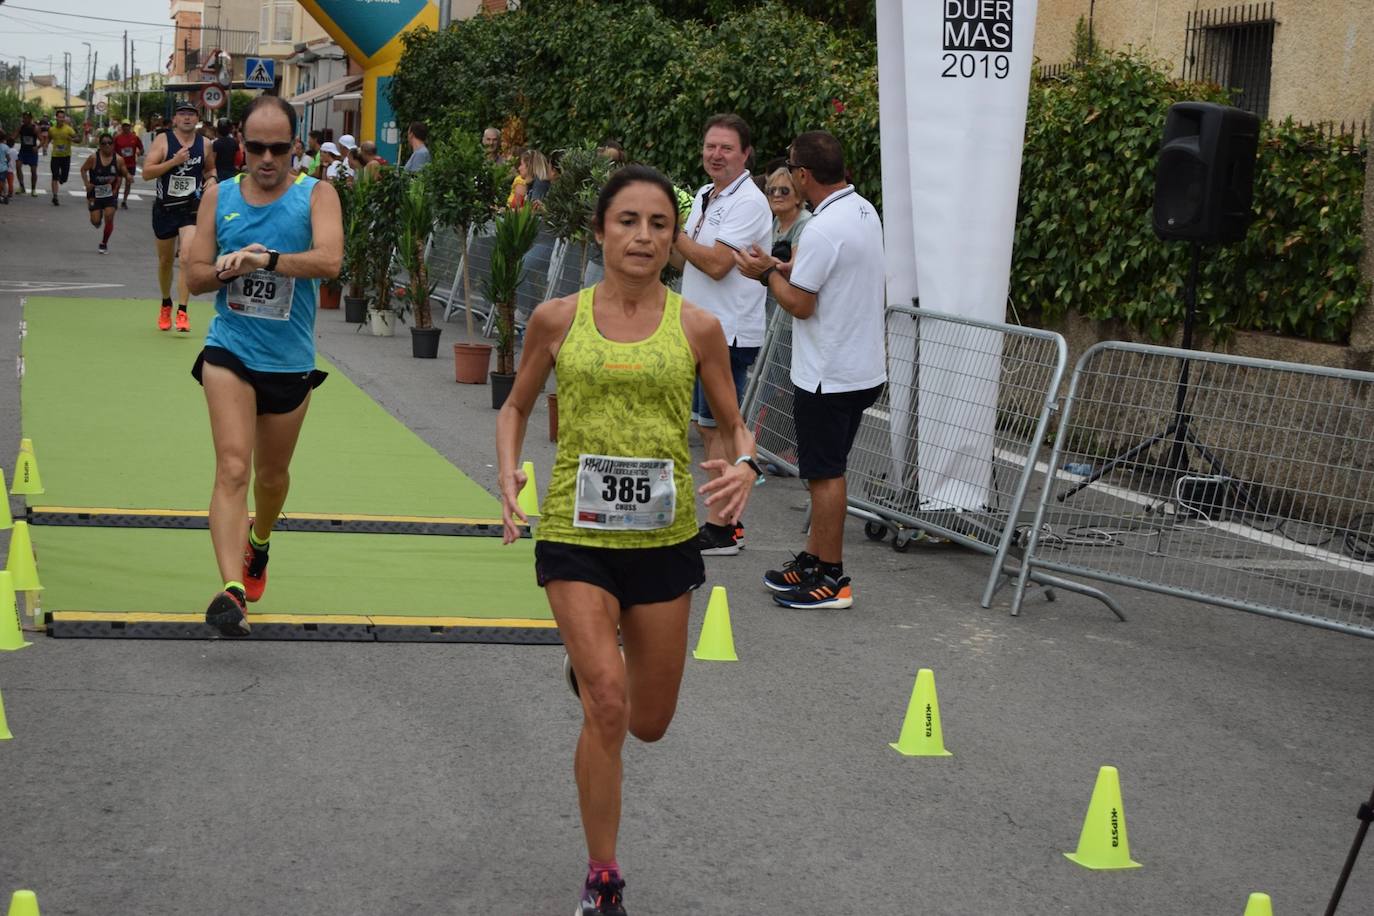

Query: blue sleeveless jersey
<box><xmin>206</xmin><ymin>174</ymin><xmax>320</xmax><ymax>373</ymax></box>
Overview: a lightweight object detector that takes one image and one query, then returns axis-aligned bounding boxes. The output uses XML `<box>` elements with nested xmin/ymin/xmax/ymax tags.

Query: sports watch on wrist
<box><xmin>265</xmin><ymin>249</ymin><xmax>281</xmax><ymax>272</ymax></box>
<box><xmin>757</xmin><ymin>265</ymin><xmax>776</xmax><ymax>287</ymax></box>
<box><xmin>735</xmin><ymin>455</ymin><xmax>766</xmax><ymax>486</ymax></box>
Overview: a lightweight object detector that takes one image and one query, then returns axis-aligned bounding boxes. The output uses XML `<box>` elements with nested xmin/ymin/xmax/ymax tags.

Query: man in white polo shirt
<box><xmin>734</xmin><ymin>130</ymin><xmax>886</xmax><ymax>610</ymax></box>
<box><xmin>671</xmin><ymin>113</ymin><xmax>774</xmax><ymax>557</ymax></box>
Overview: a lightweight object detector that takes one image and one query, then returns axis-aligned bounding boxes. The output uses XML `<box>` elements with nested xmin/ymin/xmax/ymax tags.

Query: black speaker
<box><xmin>1153</xmin><ymin>102</ymin><xmax>1260</xmax><ymax>244</ymax></box>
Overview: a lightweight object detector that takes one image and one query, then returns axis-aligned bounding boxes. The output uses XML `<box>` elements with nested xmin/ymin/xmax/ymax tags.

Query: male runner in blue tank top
<box><xmin>184</xmin><ymin>95</ymin><xmax>343</xmax><ymax>637</ymax></box>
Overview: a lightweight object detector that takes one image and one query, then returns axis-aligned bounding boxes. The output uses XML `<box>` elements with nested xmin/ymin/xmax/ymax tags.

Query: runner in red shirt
<box><xmin>111</xmin><ymin>120</ymin><xmax>145</xmax><ymax>210</ymax></box>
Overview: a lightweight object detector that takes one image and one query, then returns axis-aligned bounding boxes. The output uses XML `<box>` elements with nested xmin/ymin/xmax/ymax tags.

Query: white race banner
<box><xmin>881</xmin><ymin>0</ymin><xmax>1039</xmax><ymax>511</ymax></box>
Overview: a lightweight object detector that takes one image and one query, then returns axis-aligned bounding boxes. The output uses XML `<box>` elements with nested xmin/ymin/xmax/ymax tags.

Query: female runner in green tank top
<box><xmin>496</xmin><ymin>165</ymin><xmax>762</xmax><ymax>916</ymax></box>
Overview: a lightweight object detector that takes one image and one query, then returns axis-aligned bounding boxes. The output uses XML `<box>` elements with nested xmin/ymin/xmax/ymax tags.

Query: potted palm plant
<box><xmin>541</xmin><ymin>143</ymin><xmax>614</xmax><ymax>288</ymax></box>
<box><xmin>427</xmin><ymin>128</ymin><xmax>510</xmax><ymax>382</ymax></box>
<box><xmin>340</xmin><ymin>170</ymin><xmax>373</xmax><ymax>323</ymax></box>
<box><xmin>365</xmin><ymin>166</ymin><xmax>407</xmax><ymax>336</ymax></box>
<box><xmin>398</xmin><ymin>173</ymin><xmax>441</xmax><ymax>357</ymax></box>
<box><xmin>486</xmin><ymin>203</ymin><xmax>541</xmax><ymax>409</ymax></box>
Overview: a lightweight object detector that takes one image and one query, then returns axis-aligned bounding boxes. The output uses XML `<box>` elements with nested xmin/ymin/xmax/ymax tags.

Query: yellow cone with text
<box><xmin>0</xmin><ymin>469</ymin><xmax>12</xmax><ymax>529</ymax></box>
<box><xmin>1065</xmin><ymin>765</ymin><xmax>1142</xmax><ymax>869</ymax></box>
<box><xmin>692</xmin><ymin>586</ymin><xmax>738</xmax><ymax>661</ymax></box>
<box><xmin>6</xmin><ymin>521</ymin><xmax>42</xmax><ymax>593</ymax></box>
<box><xmin>0</xmin><ymin>687</ymin><xmax>13</xmax><ymax>740</ymax></box>
<box><xmin>1242</xmin><ymin>893</ymin><xmax>1273</xmax><ymax>916</ymax></box>
<box><xmin>6</xmin><ymin>890</ymin><xmax>40</xmax><ymax>916</ymax></box>
<box><xmin>0</xmin><ymin>571</ymin><xmax>30</xmax><ymax>652</ymax></box>
<box><xmin>890</xmin><ymin>668</ymin><xmax>953</xmax><ymax>757</ymax></box>
<box><xmin>517</xmin><ymin>460</ymin><xmax>541</xmax><ymax>518</ymax></box>
<box><xmin>11</xmin><ymin>439</ymin><xmax>44</xmax><ymax>495</ymax></box>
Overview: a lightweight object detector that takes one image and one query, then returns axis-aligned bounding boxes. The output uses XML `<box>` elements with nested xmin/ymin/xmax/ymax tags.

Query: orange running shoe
<box><xmin>174</xmin><ymin>308</ymin><xmax>189</xmax><ymax>332</ymax></box>
<box><xmin>242</xmin><ymin>538</ymin><xmax>269</xmax><ymax>602</ymax></box>
<box><xmin>157</xmin><ymin>304</ymin><xmax>172</xmax><ymax>331</ymax></box>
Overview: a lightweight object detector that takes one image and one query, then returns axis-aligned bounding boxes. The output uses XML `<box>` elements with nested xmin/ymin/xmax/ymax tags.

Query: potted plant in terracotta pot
<box><xmin>485</xmin><ymin>203</ymin><xmax>541</xmax><ymax>409</ymax></box>
<box><xmin>339</xmin><ymin>170</ymin><xmax>373</xmax><ymax>323</ymax></box>
<box><xmin>428</xmin><ymin>127</ymin><xmax>510</xmax><ymax>382</ymax></box>
<box><xmin>364</xmin><ymin>166</ymin><xmax>407</xmax><ymax>337</ymax></box>
<box><xmin>398</xmin><ymin>172</ymin><xmax>440</xmax><ymax>357</ymax></box>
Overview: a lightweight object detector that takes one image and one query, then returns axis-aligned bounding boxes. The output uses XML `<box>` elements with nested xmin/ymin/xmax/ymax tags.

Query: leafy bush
<box><xmin>389</xmin><ymin>0</ymin><xmax>881</xmax><ymax>203</ymax></box>
<box><xmin>1014</xmin><ymin>51</ymin><xmax>1368</xmax><ymax>343</ymax></box>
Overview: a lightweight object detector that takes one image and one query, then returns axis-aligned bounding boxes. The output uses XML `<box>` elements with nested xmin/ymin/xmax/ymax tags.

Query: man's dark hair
<box><xmin>703</xmin><ymin>113</ymin><xmax>751</xmax><ymax>152</ymax></box>
<box><xmin>409</xmin><ymin>121</ymin><xmax>428</xmax><ymax>142</ymax></box>
<box><xmin>216</xmin><ymin>118</ymin><xmax>233</xmax><ymax>137</ymax></box>
<box><xmin>790</xmin><ymin>130</ymin><xmax>845</xmax><ymax>185</ymax></box>
<box><xmin>593</xmin><ymin>164</ymin><xmax>680</xmax><ymax>235</ymax></box>
<box><xmin>241</xmin><ymin>94</ymin><xmax>298</xmax><ymax>138</ymax></box>
<box><xmin>308</xmin><ymin>129</ymin><xmax>323</xmax><ymax>143</ymax></box>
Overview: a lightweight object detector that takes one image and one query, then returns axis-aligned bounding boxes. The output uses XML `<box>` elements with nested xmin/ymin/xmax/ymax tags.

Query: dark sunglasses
<box><xmin>766</xmin><ymin>187</ymin><xmax>792</xmax><ymax>197</ymax></box>
<box><xmin>245</xmin><ymin>139</ymin><xmax>293</xmax><ymax>156</ymax></box>
<box><xmin>786</xmin><ymin>160</ymin><xmax>807</xmax><ymax>172</ymax></box>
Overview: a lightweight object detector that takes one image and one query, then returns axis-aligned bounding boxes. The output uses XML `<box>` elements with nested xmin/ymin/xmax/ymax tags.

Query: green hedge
<box><xmin>389</xmin><ymin>0</ymin><xmax>880</xmax><ymax>202</ymax></box>
<box><xmin>1014</xmin><ymin>52</ymin><xmax>1368</xmax><ymax>344</ymax></box>
<box><xmin>391</xmin><ymin>11</ymin><xmax>1367</xmax><ymax>344</ymax></box>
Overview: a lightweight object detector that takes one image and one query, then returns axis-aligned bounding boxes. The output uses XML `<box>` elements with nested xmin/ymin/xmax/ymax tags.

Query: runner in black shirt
<box><xmin>212</xmin><ymin>118</ymin><xmax>239</xmax><ymax>183</ymax></box>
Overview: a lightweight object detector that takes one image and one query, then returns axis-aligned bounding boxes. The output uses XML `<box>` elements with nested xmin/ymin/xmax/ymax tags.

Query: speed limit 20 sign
<box><xmin>200</xmin><ymin>85</ymin><xmax>227</xmax><ymax>110</ymax></box>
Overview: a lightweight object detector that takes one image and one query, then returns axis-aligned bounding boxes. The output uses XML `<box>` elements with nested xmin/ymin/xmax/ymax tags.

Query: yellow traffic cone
<box><xmin>0</xmin><ymin>688</ymin><xmax>13</xmax><ymax>740</ymax></box>
<box><xmin>0</xmin><ymin>571</ymin><xmax>31</xmax><ymax>651</ymax></box>
<box><xmin>11</xmin><ymin>439</ymin><xmax>44</xmax><ymax>496</ymax></box>
<box><xmin>6</xmin><ymin>522</ymin><xmax>43</xmax><ymax>594</ymax></box>
<box><xmin>1242</xmin><ymin>892</ymin><xmax>1273</xmax><ymax>915</ymax></box>
<box><xmin>517</xmin><ymin>460</ymin><xmax>541</xmax><ymax>519</ymax></box>
<box><xmin>1064</xmin><ymin>765</ymin><xmax>1142</xmax><ymax>869</ymax></box>
<box><xmin>6</xmin><ymin>889</ymin><xmax>40</xmax><ymax>916</ymax></box>
<box><xmin>890</xmin><ymin>668</ymin><xmax>953</xmax><ymax>757</ymax></box>
<box><xmin>692</xmin><ymin>586</ymin><xmax>738</xmax><ymax>661</ymax></box>
<box><xmin>0</xmin><ymin>469</ymin><xmax>12</xmax><ymax>529</ymax></box>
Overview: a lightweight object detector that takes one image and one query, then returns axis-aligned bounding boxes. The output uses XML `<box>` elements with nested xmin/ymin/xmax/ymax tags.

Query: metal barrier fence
<box><xmin>438</xmin><ymin>228</ymin><xmax>571</xmax><ymax>335</ymax></box>
<box><xmin>1013</xmin><ymin>341</ymin><xmax>1374</xmax><ymax>637</ymax></box>
<box><xmin>741</xmin><ymin>304</ymin><xmax>1121</xmax><ymax>612</ymax></box>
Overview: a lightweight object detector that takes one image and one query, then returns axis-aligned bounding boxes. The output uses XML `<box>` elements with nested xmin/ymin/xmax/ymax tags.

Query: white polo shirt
<box><xmin>681</xmin><ymin>170</ymin><xmax>774</xmax><ymax>348</ymax></box>
<box><xmin>788</xmin><ymin>186</ymin><xmax>887</xmax><ymax>394</ymax></box>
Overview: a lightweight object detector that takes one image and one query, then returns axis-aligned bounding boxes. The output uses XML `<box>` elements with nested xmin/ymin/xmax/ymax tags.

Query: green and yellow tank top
<box><xmin>538</xmin><ymin>286</ymin><xmax>698</xmax><ymax>548</ymax></box>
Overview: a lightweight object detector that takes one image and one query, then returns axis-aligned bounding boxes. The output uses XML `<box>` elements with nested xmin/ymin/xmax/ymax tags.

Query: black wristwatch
<box><xmin>758</xmin><ymin>266</ymin><xmax>776</xmax><ymax>287</ymax></box>
<box><xmin>735</xmin><ymin>455</ymin><xmax>766</xmax><ymax>487</ymax></box>
<box><xmin>265</xmin><ymin>249</ymin><xmax>280</xmax><ymax>272</ymax></box>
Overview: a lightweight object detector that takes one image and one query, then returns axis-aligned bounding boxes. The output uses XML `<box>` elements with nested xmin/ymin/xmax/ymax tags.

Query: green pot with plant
<box><xmin>485</xmin><ymin>203</ymin><xmax>541</xmax><ymax>409</ymax></box>
<box><xmin>398</xmin><ymin>172</ymin><xmax>441</xmax><ymax>357</ymax></box>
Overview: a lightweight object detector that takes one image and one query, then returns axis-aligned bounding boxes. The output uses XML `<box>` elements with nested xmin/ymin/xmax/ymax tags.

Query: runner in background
<box><xmin>142</xmin><ymin>101</ymin><xmax>214</xmax><ymax>332</ymax></box>
<box><xmin>16</xmin><ymin>112</ymin><xmax>39</xmax><ymax>196</ymax></box>
<box><xmin>111</xmin><ymin>121</ymin><xmax>145</xmax><ymax>209</ymax></box>
<box><xmin>81</xmin><ymin>132</ymin><xmax>132</xmax><ymax>252</ymax></box>
<box><xmin>46</xmin><ymin>111</ymin><xmax>78</xmax><ymax>207</ymax></box>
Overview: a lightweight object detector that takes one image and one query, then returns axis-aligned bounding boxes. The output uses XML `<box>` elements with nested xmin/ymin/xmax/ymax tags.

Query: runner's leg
<box><xmin>250</xmin><ymin>392</ymin><xmax>313</xmax><ymax>542</ymax></box>
<box><xmin>176</xmin><ymin>222</ymin><xmax>196</xmax><ymax>309</ymax></box>
<box><xmin>101</xmin><ymin>206</ymin><xmax>116</xmax><ymax>246</ymax></box>
<box><xmin>619</xmin><ymin>593</ymin><xmax>692</xmax><ymax>742</ymax></box>
<box><xmin>548</xmin><ymin>581</ymin><xmax>629</xmax><ymax>863</ymax></box>
<box><xmin>155</xmin><ymin>236</ymin><xmax>176</xmax><ymax>299</ymax></box>
<box><xmin>202</xmin><ymin>364</ymin><xmax>258</xmax><ymax>584</ymax></box>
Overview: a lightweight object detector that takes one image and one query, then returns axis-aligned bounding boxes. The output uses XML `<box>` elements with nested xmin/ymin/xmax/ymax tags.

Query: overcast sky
<box><xmin>0</xmin><ymin>0</ymin><xmax>185</xmax><ymax>87</ymax></box>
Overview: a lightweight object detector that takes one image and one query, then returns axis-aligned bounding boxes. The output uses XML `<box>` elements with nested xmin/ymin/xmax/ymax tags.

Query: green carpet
<box><xmin>20</xmin><ymin>297</ymin><xmax>499</xmax><ymax>517</ymax></box>
<box><xmin>31</xmin><ymin>526</ymin><xmax>548</xmax><ymax>618</ymax></box>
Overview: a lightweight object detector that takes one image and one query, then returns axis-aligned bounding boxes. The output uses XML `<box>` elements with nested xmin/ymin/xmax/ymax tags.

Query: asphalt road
<box><xmin>0</xmin><ymin>154</ymin><xmax>1371</xmax><ymax>915</ymax></box>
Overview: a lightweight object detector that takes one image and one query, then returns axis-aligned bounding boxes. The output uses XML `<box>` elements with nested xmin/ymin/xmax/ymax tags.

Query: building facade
<box><xmin>1033</xmin><ymin>0</ymin><xmax>1372</xmax><ymax>125</ymax></box>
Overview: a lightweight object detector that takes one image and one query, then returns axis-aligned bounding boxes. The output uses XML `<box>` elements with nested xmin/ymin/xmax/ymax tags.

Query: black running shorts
<box><xmin>793</xmin><ymin>383</ymin><xmax>885</xmax><ymax>480</ymax></box>
<box><xmin>88</xmin><ymin>190</ymin><xmax>115</xmax><ymax>212</ymax></box>
<box><xmin>50</xmin><ymin>156</ymin><xmax>71</xmax><ymax>184</ymax></box>
<box><xmin>152</xmin><ymin>202</ymin><xmax>199</xmax><ymax>240</ymax></box>
<box><xmin>192</xmin><ymin>346</ymin><xmax>327</xmax><ymax>416</ymax></box>
<box><xmin>535</xmin><ymin>539</ymin><xmax>705</xmax><ymax>610</ymax></box>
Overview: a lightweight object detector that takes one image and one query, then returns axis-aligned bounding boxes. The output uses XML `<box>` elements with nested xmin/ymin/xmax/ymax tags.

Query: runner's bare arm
<box><xmin>141</xmin><ymin>134</ymin><xmax>187</xmax><ymax>181</ymax></box>
<box><xmin>186</xmin><ymin>182</ymin><xmax>225</xmax><ymax>295</ymax></box>
<box><xmin>683</xmin><ymin>303</ymin><xmax>759</xmax><ymax>523</ymax></box>
<box><xmin>80</xmin><ymin>154</ymin><xmax>95</xmax><ymax>191</ymax></box>
<box><xmin>495</xmin><ymin>296</ymin><xmax>578</xmax><ymax>543</ymax></box>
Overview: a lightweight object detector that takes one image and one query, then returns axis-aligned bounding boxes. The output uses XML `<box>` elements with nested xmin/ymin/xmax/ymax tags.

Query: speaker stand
<box><xmin>1058</xmin><ymin>242</ymin><xmax>1261</xmax><ymax>515</ymax></box>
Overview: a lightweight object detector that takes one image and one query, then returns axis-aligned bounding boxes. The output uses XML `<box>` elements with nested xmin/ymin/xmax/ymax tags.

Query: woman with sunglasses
<box><xmin>184</xmin><ymin>95</ymin><xmax>343</xmax><ymax>638</ymax></box>
<box><xmin>81</xmin><ymin>132</ymin><xmax>132</xmax><ymax>253</ymax></box>
<box><xmin>764</xmin><ymin>166</ymin><xmax>810</xmax><ymax>264</ymax></box>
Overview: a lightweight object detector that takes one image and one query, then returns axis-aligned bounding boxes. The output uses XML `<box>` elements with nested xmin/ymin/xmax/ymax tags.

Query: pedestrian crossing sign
<box><xmin>244</xmin><ymin>57</ymin><xmax>275</xmax><ymax>89</ymax></box>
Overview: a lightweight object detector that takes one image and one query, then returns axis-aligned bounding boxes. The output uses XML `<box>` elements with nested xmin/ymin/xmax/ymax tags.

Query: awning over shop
<box><xmin>287</xmin><ymin>75</ymin><xmax>363</xmax><ymax>108</ymax></box>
